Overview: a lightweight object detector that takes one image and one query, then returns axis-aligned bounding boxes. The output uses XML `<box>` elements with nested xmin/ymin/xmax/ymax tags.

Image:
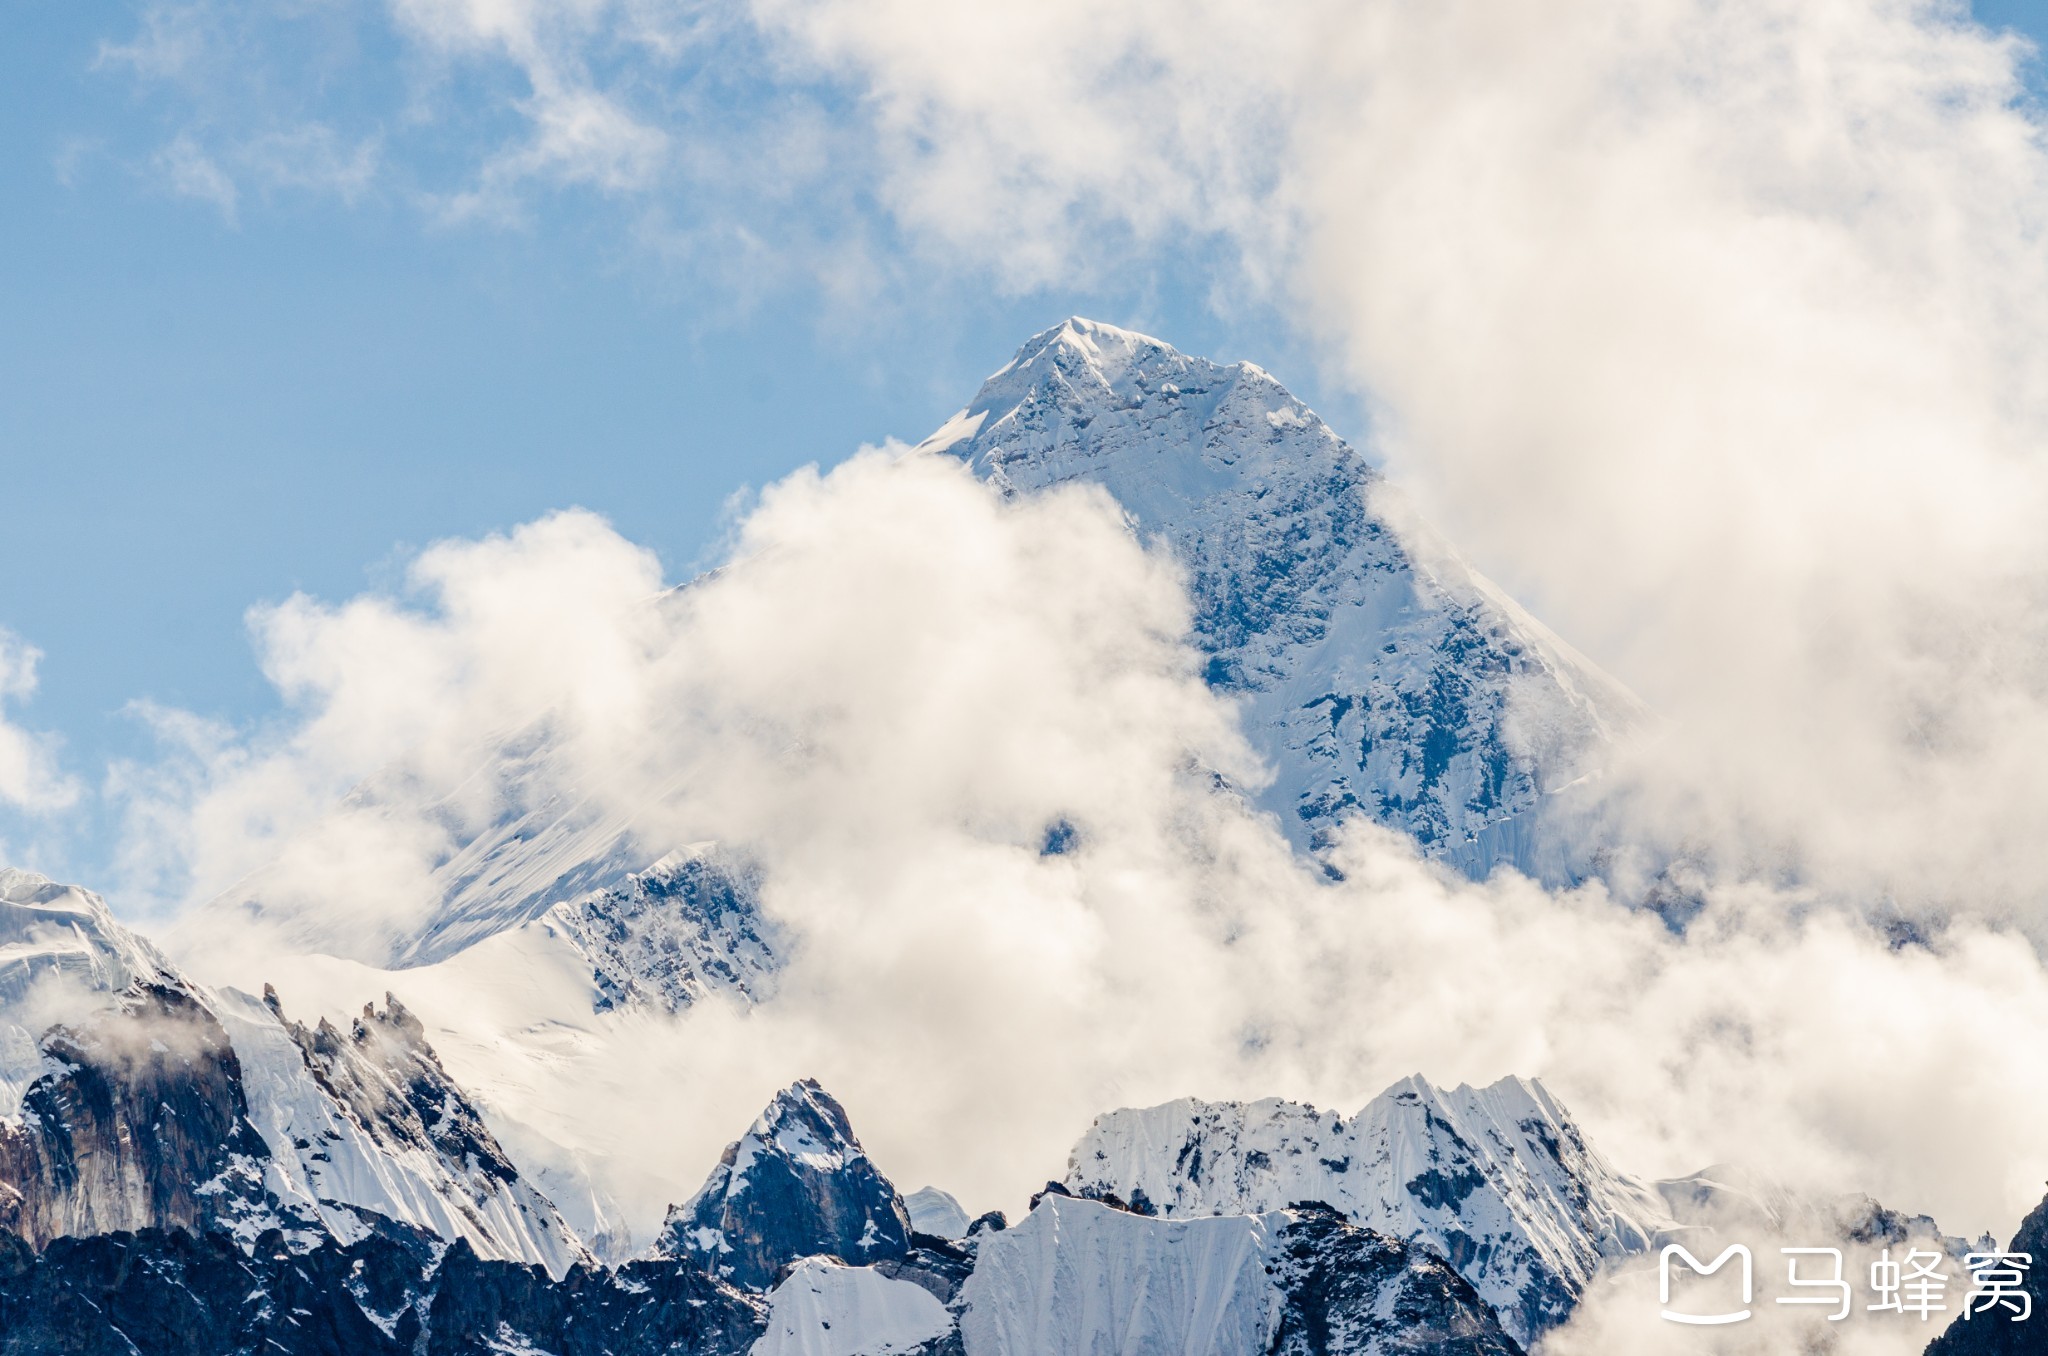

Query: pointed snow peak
<box><xmin>997</xmin><ymin>316</ymin><xmax>1178</xmax><ymax>388</ymax></box>
<box><xmin>657</xmin><ymin>1078</ymin><xmax>912</xmax><ymax>1290</ymax></box>
<box><xmin>935</xmin><ymin>315</ymin><xmax>1326</xmax><ymax>498</ymax></box>
<box><xmin>746</xmin><ymin>1077</ymin><xmax>860</xmax><ymax>1168</ymax></box>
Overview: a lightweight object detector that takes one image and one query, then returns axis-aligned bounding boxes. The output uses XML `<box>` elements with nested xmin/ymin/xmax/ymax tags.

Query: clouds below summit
<box><xmin>131</xmin><ymin>451</ymin><xmax>2048</xmax><ymax>1252</ymax></box>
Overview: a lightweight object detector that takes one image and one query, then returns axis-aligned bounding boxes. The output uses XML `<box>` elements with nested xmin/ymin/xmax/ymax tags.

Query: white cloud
<box><xmin>141</xmin><ymin>457</ymin><xmax>2048</xmax><ymax>1255</ymax></box>
<box><xmin>153</xmin><ymin>132</ymin><xmax>240</xmax><ymax>221</ymax></box>
<box><xmin>91</xmin><ymin>2</ymin><xmax>2048</xmax><ymax>923</ymax></box>
<box><xmin>0</xmin><ymin>630</ymin><xmax>79</xmax><ymax>815</ymax></box>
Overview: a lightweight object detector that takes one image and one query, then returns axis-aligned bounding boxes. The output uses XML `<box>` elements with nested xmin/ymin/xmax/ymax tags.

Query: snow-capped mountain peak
<box><xmin>656</xmin><ymin>1078</ymin><xmax>914</xmax><ymax>1290</ymax></box>
<box><xmin>1063</xmin><ymin>1072</ymin><xmax>1677</xmax><ymax>1344</ymax></box>
<box><xmin>927</xmin><ymin>318</ymin><xmax>1642</xmax><ymax>880</ymax></box>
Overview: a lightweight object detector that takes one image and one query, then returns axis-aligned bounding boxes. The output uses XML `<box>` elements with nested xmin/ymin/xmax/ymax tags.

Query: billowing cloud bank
<box><xmin>105</xmin><ymin>0</ymin><xmax>2048</xmax><ymax>919</ymax></box>
<box><xmin>126</xmin><ymin>453</ymin><xmax>2048</xmax><ymax>1256</ymax></box>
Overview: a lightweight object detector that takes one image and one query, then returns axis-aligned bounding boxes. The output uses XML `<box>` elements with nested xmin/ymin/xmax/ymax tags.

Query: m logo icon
<box><xmin>1661</xmin><ymin>1244</ymin><xmax>1754</xmax><ymax>1325</ymax></box>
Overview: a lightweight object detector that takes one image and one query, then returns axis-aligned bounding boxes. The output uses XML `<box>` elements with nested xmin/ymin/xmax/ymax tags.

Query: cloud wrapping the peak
<box><xmin>92</xmin><ymin>0</ymin><xmax>2048</xmax><ymax>917</ymax></box>
<box><xmin>139</xmin><ymin>453</ymin><xmax>2048</xmax><ymax>1260</ymax></box>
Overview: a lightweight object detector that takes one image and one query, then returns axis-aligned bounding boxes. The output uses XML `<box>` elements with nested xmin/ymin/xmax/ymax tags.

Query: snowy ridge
<box><xmin>217</xmin><ymin>986</ymin><xmax>588</xmax><ymax>1277</ymax></box>
<box><xmin>1062</xmin><ymin>1073</ymin><xmax>1676</xmax><ymax>1344</ymax></box>
<box><xmin>931</xmin><ymin>318</ymin><xmax>1642</xmax><ymax>879</ymax></box>
<box><xmin>533</xmin><ymin>846</ymin><xmax>781</xmax><ymax>1014</ymax></box>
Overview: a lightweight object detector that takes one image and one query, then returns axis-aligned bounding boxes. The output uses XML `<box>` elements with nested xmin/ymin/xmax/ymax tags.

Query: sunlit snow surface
<box><xmin>754</xmin><ymin>1258</ymin><xmax>951</xmax><ymax>1356</ymax></box>
<box><xmin>932</xmin><ymin>318</ymin><xmax>1642</xmax><ymax>879</ymax></box>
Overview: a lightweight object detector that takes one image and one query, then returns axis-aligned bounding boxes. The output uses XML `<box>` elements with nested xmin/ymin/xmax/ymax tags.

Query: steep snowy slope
<box><xmin>958</xmin><ymin>1194</ymin><xmax>1522</xmax><ymax>1356</ymax></box>
<box><xmin>217</xmin><ymin>986</ymin><xmax>588</xmax><ymax>1276</ymax></box>
<box><xmin>754</xmin><ymin>1257</ymin><xmax>954</xmax><ymax>1356</ymax></box>
<box><xmin>1062</xmin><ymin>1074</ymin><xmax>1675</xmax><ymax>1344</ymax></box>
<box><xmin>928</xmin><ymin>318</ymin><xmax>1641</xmax><ymax>878</ymax></box>
<box><xmin>958</xmin><ymin>1194</ymin><xmax>1281</xmax><ymax>1354</ymax></box>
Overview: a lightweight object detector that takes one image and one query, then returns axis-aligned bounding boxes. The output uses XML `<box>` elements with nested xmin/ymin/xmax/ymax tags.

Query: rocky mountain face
<box><xmin>655</xmin><ymin>1078</ymin><xmax>914</xmax><ymax>1290</ymax></box>
<box><xmin>0</xmin><ymin>870</ymin><xmax>585</xmax><ymax>1275</ymax></box>
<box><xmin>1</xmin><ymin>867</ymin><xmax>178</xmax><ymax>1114</ymax></box>
<box><xmin>1267</xmin><ymin>1204</ymin><xmax>1526</xmax><ymax>1356</ymax></box>
<box><xmin>1061</xmin><ymin>1073</ymin><xmax>1677</xmax><ymax>1345</ymax></box>
<box><xmin>235</xmin><ymin>985</ymin><xmax>588</xmax><ymax>1275</ymax></box>
<box><xmin>0</xmin><ymin>982</ymin><xmax>277</xmax><ymax>1249</ymax></box>
<box><xmin>532</xmin><ymin>848</ymin><xmax>782</xmax><ymax>1015</ymax></box>
<box><xmin>0</xmin><ymin>1225</ymin><xmax>769</xmax><ymax>1356</ymax></box>
<box><xmin>928</xmin><ymin>318</ymin><xmax>1640</xmax><ymax>879</ymax></box>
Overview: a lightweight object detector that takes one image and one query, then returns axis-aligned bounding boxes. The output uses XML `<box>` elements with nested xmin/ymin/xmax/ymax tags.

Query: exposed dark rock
<box><xmin>1923</xmin><ymin>1189</ymin><xmax>2048</xmax><ymax>1355</ymax></box>
<box><xmin>655</xmin><ymin>1077</ymin><xmax>913</xmax><ymax>1290</ymax></box>
<box><xmin>878</xmin><ymin>1233</ymin><xmax>978</xmax><ymax>1304</ymax></box>
<box><xmin>0</xmin><ymin>983</ymin><xmax>279</xmax><ymax>1248</ymax></box>
<box><xmin>1269</xmin><ymin>1203</ymin><xmax>1526</xmax><ymax>1356</ymax></box>
<box><xmin>0</xmin><ymin>1224</ymin><xmax>766</xmax><ymax>1356</ymax></box>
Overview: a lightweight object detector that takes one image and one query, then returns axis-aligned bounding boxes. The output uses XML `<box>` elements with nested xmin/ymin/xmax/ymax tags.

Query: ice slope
<box><xmin>754</xmin><ymin>1257</ymin><xmax>953</xmax><ymax>1356</ymax></box>
<box><xmin>957</xmin><ymin>1194</ymin><xmax>1281</xmax><ymax>1356</ymax></box>
<box><xmin>215</xmin><ymin>986</ymin><xmax>588</xmax><ymax>1277</ymax></box>
<box><xmin>952</xmin><ymin>1195</ymin><xmax>1520</xmax><ymax>1356</ymax></box>
<box><xmin>1061</xmin><ymin>1074</ymin><xmax>1676</xmax><ymax>1344</ymax></box>
<box><xmin>906</xmin><ymin>1186</ymin><xmax>972</xmax><ymax>1240</ymax></box>
<box><xmin>928</xmin><ymin>318</ymin><xmax>1641</xmax><ymax>879</ymax></box>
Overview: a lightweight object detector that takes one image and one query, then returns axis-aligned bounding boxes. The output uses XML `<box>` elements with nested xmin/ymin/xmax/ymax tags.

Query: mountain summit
<box><xmin>925</xmin><ymin>318</ymin><xmax>1639</xmax><ymax>878</ymax></box>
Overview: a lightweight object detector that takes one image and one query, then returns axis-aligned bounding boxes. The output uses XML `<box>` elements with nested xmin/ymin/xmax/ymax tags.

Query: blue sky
<box><xmin>1</xmin><ymin>0</ymin><xmax>2044</xmax><ymax>885</ymax></box>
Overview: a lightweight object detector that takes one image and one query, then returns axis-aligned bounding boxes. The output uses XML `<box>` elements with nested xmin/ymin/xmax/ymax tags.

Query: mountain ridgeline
<box><xmin>0</xmin><ymin>323</ymin><xmax>2013</xmax><ymax>1354</ymax></box>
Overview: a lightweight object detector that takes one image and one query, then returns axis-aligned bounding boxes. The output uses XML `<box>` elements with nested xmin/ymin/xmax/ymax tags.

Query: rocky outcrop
<box><xmin>656</xmin><ymin>1078</ymin><xmax>913</xmax><ymax>1289</ymax></box>
<box><xmin>535</xmin><ymin>848</ymin><xmax>781</xmax><ymax>1014</ymax></box>
<box><xmin>0</xmin><ymin>983</ymin><xmax>278</xmax><ymax>1248</ymax></box>
<box><xmin>1269</xmin><ymin>1204</ymin><xmax>1525</xmax><ymax>1356</ymax></box>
